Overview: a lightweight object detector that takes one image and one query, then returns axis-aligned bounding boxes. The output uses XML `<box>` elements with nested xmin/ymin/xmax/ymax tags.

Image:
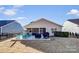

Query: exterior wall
<box><xmin>26</xmin><ymin>20</ymin><xmax>62</xmax><ymax>35</ymax></box>
<box><xmin>1</xmin><ymin>21</ymin><xmax>24</xmax><ymax>34</ymax></box>
<box><xmin>62</xmin><ymin>21</ymin><xmax>79</xmax><ymax>33</ymax></box>
<box><xmin>0</xmin><ymin>28</ymin><xmax>1</xmax><ymax>34</ymax></box>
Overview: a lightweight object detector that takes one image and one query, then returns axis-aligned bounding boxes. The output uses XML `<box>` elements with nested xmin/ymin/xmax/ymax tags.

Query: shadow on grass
<box><xmin>10</xmin><ymin>40</ymin><xmax>17</xmax><ymax>47</ymax></box>
<box><xmin>20</xmin><ymin>40</ymin><xmax>55</xmax><ymax>53</ymax></box>
<box><xmin>0</xmin><ymin>36</ymin><xmax>14</xmax><ymax>42</ymax></box>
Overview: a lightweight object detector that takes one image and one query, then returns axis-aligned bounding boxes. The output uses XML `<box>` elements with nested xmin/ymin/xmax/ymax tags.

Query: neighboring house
<box><xmin>62</xmin><ymin>19</ymin><xmax>79</xmax><ymax>33</ymax></box>
<box><xmin>0</xmin><ymin>20</ymin><xmax>24</xmax><ymax>36</ymax></box>
<box><xmin>25</xmin><ymin>18</ymin><xmax>62</xmax><ymax>35</ymax></box>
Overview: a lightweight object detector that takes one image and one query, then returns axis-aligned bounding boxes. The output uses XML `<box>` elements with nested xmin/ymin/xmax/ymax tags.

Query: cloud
<box><xmin>3</xmin><ymin>9</ymin><xmax>16</xmax><ymax>16</ymax></box>
<box><xmin>0</xmin><ymin>7</ymin><xmax>5</xmax><ymax>12</ymax></box>
<box><xmin>11</xmin><ymin>16</ymin><xmax>27</xmax><ymax>20</ymax></box>
<box><xmin>15</xmin><ymin>17</ymin><xmax>27</xmax><ymax>20</ymax></box>
<box><xmin>67</xmin><ymin>9</ymin><xmax>79</xmax><ymax>16</ymax></box>
<box><xmin>0</xmin><ymin>5</ymin><xmax>24</xmax><ymax>16</ymax></box>
<box><xmin>13</xmin><ymin>5</ymin><xmax>24</xmax><ymax>9</ymax></box>
<box><xmin>10</xmin><ymin>16</ymin><xmax>27</xmax><ymax>26</ymax></box>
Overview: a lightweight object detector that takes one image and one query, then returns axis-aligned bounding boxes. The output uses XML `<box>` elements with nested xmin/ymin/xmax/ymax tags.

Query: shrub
<box><xmin>54</xmin><ymin>31</ymin><xmax>69</xmax><ymax>37</ymax></box>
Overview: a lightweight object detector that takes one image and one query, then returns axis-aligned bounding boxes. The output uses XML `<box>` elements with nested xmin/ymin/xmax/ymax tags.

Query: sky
<box><xmin>0</xmin><ymin>5</ymin><xmax>79</xmax><ymax>26</ymax></box>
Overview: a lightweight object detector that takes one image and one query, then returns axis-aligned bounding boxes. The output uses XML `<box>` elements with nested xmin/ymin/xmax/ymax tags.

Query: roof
<box><xmin>40</xmin><ymin>18</ymin><xmax>62</xmax><ymax>27</ymax></box>
<box><xmin>25</xmin><ymin>18</ymin><xmax>62</xmax><ymax>27</ymax></box>
<box><xmin>68</xmin><ymin>19</ymin><xmax>79</xmax><ymax>25</ymax></box>
<box><xmin>0</xmin><ymin>20</ymin><xmax>15</xmax><ymax>27</ymax></box>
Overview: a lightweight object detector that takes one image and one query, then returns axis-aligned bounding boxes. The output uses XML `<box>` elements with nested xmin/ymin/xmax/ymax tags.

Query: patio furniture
<box><xmin>35</xmin><ymin>33</ymin><xmax>41</xmax><ymax>39</ymax></box>
<box><xmin>32</xmin><ymin>33</ymin><xmax>37</xmax><ymax>36</ymax></box>
<box><xmin>42</xmin><ymin>32</ymin><xmax>49</xmax><ymax>39</ymax></box>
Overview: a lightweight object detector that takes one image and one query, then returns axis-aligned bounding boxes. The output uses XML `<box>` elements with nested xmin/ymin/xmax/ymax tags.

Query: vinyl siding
<box><xmin>26</xmin><ymin>19</ymin><xmax>62</xmax><ymax>35</ymax></box>
<box><xmin>1</xmin><ymin>21</ymin><xmax>24</xmax><ymax>34</ymax></box>
<box><xmin>62</xmin><ymin>21</ymin><xmax>79</xmax><ymax>33</ymax></box>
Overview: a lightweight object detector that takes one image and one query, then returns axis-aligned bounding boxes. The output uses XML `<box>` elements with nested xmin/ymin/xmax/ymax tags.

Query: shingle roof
<box><xmin>0</xmin><ymin>20</ymin><xmax>14</xmax><ymax>27</ymax></box>
<box><xmin>68</xmin><ymin>19</ymin><xmax>79</xmax><ymax>25</ymax></box>
<box><xmin>39</xmin><ymin>18</ymin><xmax>62</xmax><ymax>27</ymax></box>
<box><xmin>25</xmin><ymin>18</ymin><xmax>62</xmax><ymax>27</ymax></box>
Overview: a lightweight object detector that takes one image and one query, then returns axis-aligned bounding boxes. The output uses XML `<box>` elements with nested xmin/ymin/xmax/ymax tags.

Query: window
<box><xmin>54</xmin><ymin>28</ymin><xmax>57</xmax><ymax>31</ymax></box>
<box><xmin>32</xmin><ymin>28</ymin><xmax>39</xmax><ymax>33</ymax></box>
<box><xmin>51</xmin><ymin>28</ymin><xmax>57</xmax><ymax>32</ymax></box>
<box><xmin>27</xmin><ymin>28</ymin><xmax>46</xmax><ymax>33</ymax></box>
<box><xmin>27</xmin><ymin>28</ymin><xmax>32</xmax><ymax>32</ymax></box>
<box><xmin>27</xmin><ymin>28</ymin><xmax>39</xmax><ymax>33</ymax></box>
<box><xmin>40</xmin><ymin>28</ymin><xmax>46</xmax><ymax>33</ymax></box>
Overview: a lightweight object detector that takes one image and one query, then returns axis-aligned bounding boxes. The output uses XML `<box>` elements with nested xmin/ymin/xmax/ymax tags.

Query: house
<box><xmin>25</xmin><ymin>18</ymin><xmax>62</xmax><ymax>35</ymax></box>
<box><xmin>62</xmin><ymin>19</ymin><xmax>79</xmax><ymax>33</ymax></box>
<box><xmin>0</xmin><ymin>20</ymin><xmax>24</xmax><ymax>38</ymax></box>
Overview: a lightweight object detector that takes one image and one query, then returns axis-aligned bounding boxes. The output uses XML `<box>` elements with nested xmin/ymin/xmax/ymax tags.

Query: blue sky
<box><xmin>0</xmin><ymin>5</ymin><xmax>79</xmax><ymax>26</ymax></box>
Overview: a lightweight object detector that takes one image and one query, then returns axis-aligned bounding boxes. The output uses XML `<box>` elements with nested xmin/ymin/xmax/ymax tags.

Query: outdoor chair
<box><xmin>42</xmin><ymin>32</ymin><xmax>49</xmax><ymax>39</ymax></box>
<box><xmin>32</xmin><ymin>33</ymin><xmax>37</xmax><ymax>36</ymax></box>
<box><xmin>35</xmin><ymin>33</ymin><xmax>41</xmax><ymax>38</ymax></box>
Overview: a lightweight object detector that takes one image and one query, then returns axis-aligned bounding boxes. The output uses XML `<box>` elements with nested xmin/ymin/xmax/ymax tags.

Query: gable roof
<box><xmin>25</xmin><ymin>18</ymin><xmax>62</xmax><ymax>27</ymax></box>
<box><xmin>68</xmin><ymin>19</ymin><xmax>79</xmax><ymax>25</ymax></box>
<box><xmin>0</xmin><ymin>20</ymin><xmax>15</xmax><ymax>27</ymax></box>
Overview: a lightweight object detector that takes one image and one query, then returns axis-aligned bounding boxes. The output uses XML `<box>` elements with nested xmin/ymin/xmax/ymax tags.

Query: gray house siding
<box><xmin>0</xmin><ymin>28</ymin><xmax>1</xmax><ymax>34</ymax></box>
<box><xmin>1</xmin><ymin>21</ymin><xmax>24</xmax><ymax>34</ymax></box>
